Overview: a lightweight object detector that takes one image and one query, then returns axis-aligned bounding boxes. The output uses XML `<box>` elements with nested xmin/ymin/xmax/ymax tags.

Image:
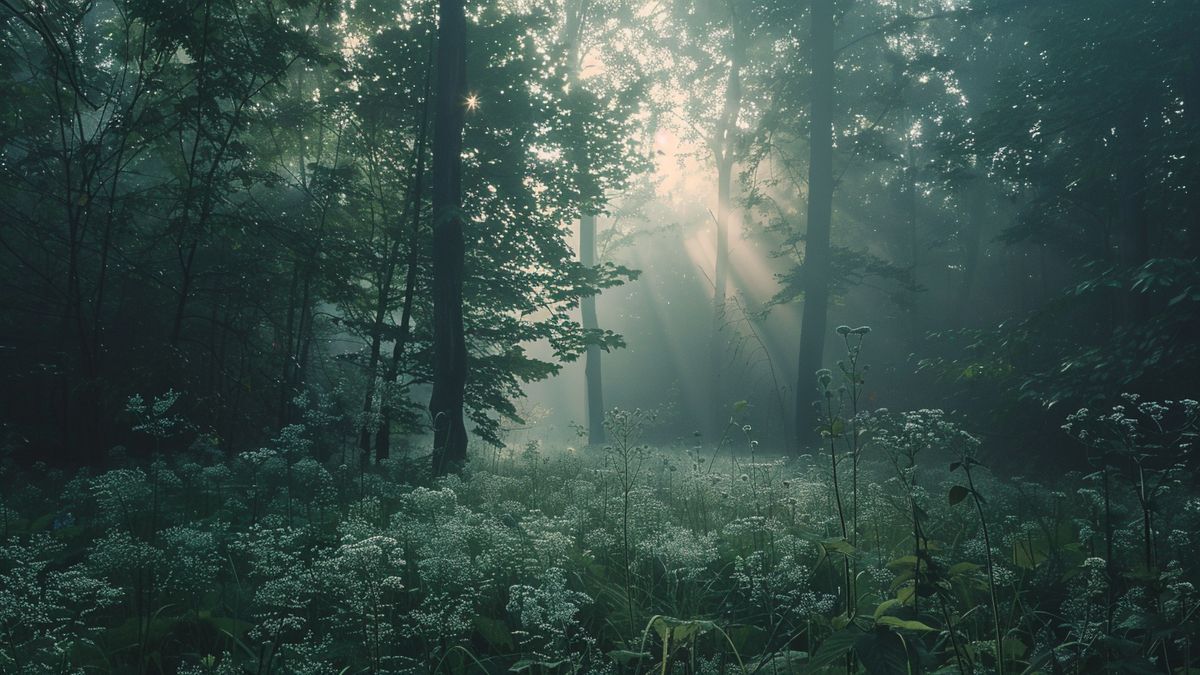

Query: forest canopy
<box><xmin>3</xmin><ymin>0</ymin><xmax>1199</xmax><ymax>460</ymax></box>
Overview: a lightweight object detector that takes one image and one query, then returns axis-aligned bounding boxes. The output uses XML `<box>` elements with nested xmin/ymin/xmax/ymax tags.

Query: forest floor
<box><xmin>1</xmin><ymin>420</ymin><xmax>1197</xmax><ymax>674</ymax></box>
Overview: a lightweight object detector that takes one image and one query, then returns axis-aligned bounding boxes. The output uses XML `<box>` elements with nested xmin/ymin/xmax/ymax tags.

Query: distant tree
<box><xmin>792</xmin><ymin>0</ymin><xmax>835</xmax><ymax>446</ymax></box>
<box><xmin>923</xmin><ymin>0</ymin><xmax>1200</xmax><ymax>419</ymax></box>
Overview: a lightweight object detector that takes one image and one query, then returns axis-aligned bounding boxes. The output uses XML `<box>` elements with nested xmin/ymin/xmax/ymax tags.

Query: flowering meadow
<box><xmin>2</xmin><ymin>395</ymin><xmax>1198</xmax><ymax>674</ymax></box>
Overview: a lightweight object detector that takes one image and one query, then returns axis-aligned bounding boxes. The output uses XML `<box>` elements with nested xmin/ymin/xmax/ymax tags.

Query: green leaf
<box><xmin>474</xmin><ymin>616</ymin><xmax>514</xmax><ymax>651</ymax></box>
<box><xmin>876</xmin><ymin>615</ymin><xmax>938</xmax><ymax>632</ymax></box>
<box><xmin>830</xmin><ymin>418</ymin><xmax>845</xmax><ymax>436</ymax></box>
<box><xmin>754</xmin><ymin>650</ymin><xmax>809</xmax><ymax>673</ymax></box>
<box><xmin>820</xmin><ymin>537</ymin><xmax>857</xmax><ymax>556</ymax></box>
<box><xmin>1002</xmin><ymin>637</ymin><xmax>1027</xmax><ymax>660</ymax></box>
<box><xmin>726</xmin><ymin>624</ymin><xmax>767</xmax><ymax>656</ymax></box>
<box><xmin>873</xmin><ymin>598</ymin><xmax>902</xmax><ymax>619</ymax></box>
<box><xmin>808</xmin><ymin>629</ymin><xmax>860</xmax><ymax>670</ymax></box>
<box><xmin>948</xmin><ymin>562</ymin><xmax>981</xmax><ymax>576</ymax></box>
<box><xmin>648</xmin><ymin>615</ymin><xmax>715</xmax><ymax>645</ymax></box>
<box><xmin>948</xmin><ymin>485</ymin><xmax>970</xmax><ymax>505</ymax></box>
<box><xmin>607</xmin><ymin>651</ymin><xmax>651</xmax><ymax>667</ymax></box>
<box><xmin>1012</xmin><ymin>526</ymin><xmax>1078</xmax><ymax>570</ymax></box>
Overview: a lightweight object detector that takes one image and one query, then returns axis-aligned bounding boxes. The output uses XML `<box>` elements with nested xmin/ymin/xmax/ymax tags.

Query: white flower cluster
<box><xmin>637</xmin><ymin>524</ymin><xmax>718</xmax><ymax>579</ymax></box>
<box><xmin>0</xmin><ymin>534</ymin><xmax>122</xmax><ymax>669</ymax></box>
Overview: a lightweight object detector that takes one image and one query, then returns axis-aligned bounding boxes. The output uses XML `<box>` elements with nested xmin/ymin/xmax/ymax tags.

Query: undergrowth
<box><xmin>1</xmin><ymin>333</ymin><xmax>1197</xmax><ymax>674</ymax></box>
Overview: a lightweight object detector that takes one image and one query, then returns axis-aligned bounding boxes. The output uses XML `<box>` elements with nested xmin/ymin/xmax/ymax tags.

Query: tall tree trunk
<box><xmin>429</xmin><ymin>0</ymin><xmax>469</xmax><ymax>475</ymax></box>
<box><xmin>709</xmin><ymin>155</ymin><xmax>733</xmax><ymax>438</ymax></box>
<box><xmin>565</xmin><ymin>0</ymin><xmax>605</xmax><ymax>446</ymax></box>
<box><xmin>794</xmin><ymin>0</ymin><xmax>835</xmax><ymax>449</ymax></box>
<box><xmin>904</xmin><ymin>132</ymin><xmax>920</xmax><ymax>345</ymax></box>
<box><xmin>580</xmin><ymin>213</ymin><xmax>605</xmax><ymax>444</ymax></box>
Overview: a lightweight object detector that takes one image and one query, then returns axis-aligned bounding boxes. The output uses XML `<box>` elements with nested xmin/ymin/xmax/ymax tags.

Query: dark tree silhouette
<box><xmin>429</xmin><ymin>0</ymin><xmax>469</xmax><ymax>474</ymax></box>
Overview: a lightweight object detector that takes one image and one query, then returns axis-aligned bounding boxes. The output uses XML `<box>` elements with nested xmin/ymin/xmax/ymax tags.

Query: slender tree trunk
<box><xmin>952</xmin><ymin>178</ymin><xmax>986</xmax><ymax>327</ymax></box>
<box><xmin>358</xmin><ymin>209</ymin><xmax>401</xmax><ymax>462</ymax></box>
<box><xmin>278</xmin><ymin>253</ymin><xmax>317</xmax><ymax>427</ymax></box>
<box><xmin>794</xmin><ymin>0</ymin><xmax>835</xmax><ymax>449</ymax></box>
<box><xmin>378</xmin><ymin>237</ymin><xmax>421</xmax><ymax>461</ymax></box>
<box><xmin>358</xmin><ymin>262</ymin><xmax>392</xmax><ymax>464</ymax></box>
<box><xmin>295</xmin><ymin>284</ymin><xmax>316</xmax><ymax>392</ymax></box>
<box><xmin>580</xmin><ymin>213</ymin><xmax>605</xmax><ymax>444</ymax></box>
<box><xmin>565</xmin><ymin>0</ymin><xmax>606</xmax><ymax>445</ymax></box>
<box><xmin>287</xmin><ymin>127</ymin><xmax>342</xmax><ymax>427</ymax></box>
<box><xmin>429</xmin><ymin>0</ymin><xmax>469</xmax><ymax>475</ymax></box>
<box><xmin>709</xmin><ymin>155</ymin><xmax>733</xmax><ymax>438</ymax></box>
<box><xmin>377</xmin><ymin>34</ymin><xmax>435</xmax><ymax>462</ymax></box>
<box><xmin>214</xmin><ymin>301</ymin><xmax>234</xmax><ymax>450</ymax></box>
<box><xmin>279</xmin><ymin>263</ymin><xmax>301</xmax><ymax>427</ymax></box>
<box><xmin>170</xmin><ymin>0</ymin><xmax>212</xmax><ymax>351</ymax></box>
<box><xmin>170</xmin><ymin>241</ymin><xmax>199</xmax><ymax>347</ymax></box>
<box><xmin>904</xmin><ymin>134</ymin><xmax>920</xmax><ymax>345</ymax></box>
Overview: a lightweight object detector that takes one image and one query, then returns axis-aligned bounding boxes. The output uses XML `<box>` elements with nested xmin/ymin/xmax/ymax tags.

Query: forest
<box><xmin>1</xmin><ymin>0</ymin><xmax>1199</xmax><ymax>672</ymax></box>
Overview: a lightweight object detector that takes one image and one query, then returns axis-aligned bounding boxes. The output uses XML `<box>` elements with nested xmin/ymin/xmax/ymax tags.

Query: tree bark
<box><xmin>429</xmin><ymin>0</ymin><xmax>469</xmax><ymax>475</ymax></box>
<box><xmin>904</xmin><ymin>127</ymin><xmax>920</xmax><ymax>345</ymax></box>
<box><xmin>565</xmin><ymin>0</ymin><xmax>606</xmax><ymax>446</ymax></box>
<box><xmin>709</xmin><ymin>155</ymin><xmax>733</xmax><ymax>438</ymax></box>
<box><xmin>357</xmin><ymin>251</ymin><xmax>393</xmax><ymax>464</ymax></box>
<box><xmin>794</xmin><ymin>0</ymin><xmax>835</xmax><ymax>449</ymax></box>
<box><xmin>580</xmin><ymin>213</ymin><xmax>605</xmax><ymax>444</ymax></box>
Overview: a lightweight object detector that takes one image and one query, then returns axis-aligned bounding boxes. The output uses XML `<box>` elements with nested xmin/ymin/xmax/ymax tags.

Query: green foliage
<box><xmin>0</xmin><ymin>0</ymin><xmax>642</xmax><ymax>460</ymax></box>
<box><xmin>0</xmin><ymin>373</ymin><xmax>1195</xmax><ymax>673</ymax></box>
